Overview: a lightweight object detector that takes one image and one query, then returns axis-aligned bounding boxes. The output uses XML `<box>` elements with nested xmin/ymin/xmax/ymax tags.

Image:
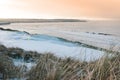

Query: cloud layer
<box><xmin>0</xmin><ymin>0</ymin><xmax>120</xmax><ymax>19</ymax></box>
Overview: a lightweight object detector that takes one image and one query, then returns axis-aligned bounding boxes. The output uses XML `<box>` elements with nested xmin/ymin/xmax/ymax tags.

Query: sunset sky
<box><xmin>0</xmin><ymin>0</ymin><xmax>120</xmax><ymax>20</ymax></box>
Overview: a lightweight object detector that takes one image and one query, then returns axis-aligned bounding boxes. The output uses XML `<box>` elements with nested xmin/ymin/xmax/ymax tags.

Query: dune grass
<box><xmin>0</xmin><ymin>45</ymin><xmax>120</xmax><ymax>80</ymax></box>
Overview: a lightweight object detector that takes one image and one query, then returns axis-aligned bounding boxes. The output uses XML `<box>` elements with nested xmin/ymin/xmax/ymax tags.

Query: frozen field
<box><xmin>0</xmin><ymin>21</ymin><xmax>120</xmax><ymax>51</ymax></box>
<box><xmin>0</xmin><ymin>30</ymin><xmax>105</xmax><ymax>61</ymax></box>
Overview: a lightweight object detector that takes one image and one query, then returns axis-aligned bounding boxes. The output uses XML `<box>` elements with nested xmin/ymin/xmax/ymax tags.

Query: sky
<box><xmin>0</xmin><ymin>0</ymin><xmax>120</xmax><ymax>20</ymax></box>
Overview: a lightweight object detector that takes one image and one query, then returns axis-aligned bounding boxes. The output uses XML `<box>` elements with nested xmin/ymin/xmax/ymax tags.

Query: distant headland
<box><xmin>0</xmin><ymin>19</ymin><xmax>87</xmax><ymax>24</ymax></box>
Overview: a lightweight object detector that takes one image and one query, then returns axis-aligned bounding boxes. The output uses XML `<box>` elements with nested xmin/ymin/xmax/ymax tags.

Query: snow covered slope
<box><xmin>0</xmin><ymin>30</ymin><xmax>104</xmax><ymax>61</ymax></box>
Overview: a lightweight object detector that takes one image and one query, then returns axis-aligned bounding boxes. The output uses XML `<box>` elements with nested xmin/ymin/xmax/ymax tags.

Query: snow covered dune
<box><xmin>0</xmin><ymin>30</ymin><xmax>104</xmax><ymax>61</ymax></box>
<box><xmin>0</xmin><ymin>21</ymin><xmax>119</xmax><ymax>52</ymax></box>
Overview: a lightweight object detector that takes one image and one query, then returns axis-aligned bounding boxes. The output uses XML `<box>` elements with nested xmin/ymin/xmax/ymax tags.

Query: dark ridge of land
<box><xmin>0</xmin><ymin>27</ymin><xmax>30</xmax><ymax>34</ymax></box>
<box><xmin>86</xmin><ymin>32</ymin><xmax>112</xmax><ymax>36</ymax></box>
<box><xmin>0</xmin><ymin>19</ymin><xmax>87</xmax><ymax>23</ymax></box>
<box><xmin>0</xmin><ymin>22</ymin><xmax>11</xmax><ymax>25</ymax></box>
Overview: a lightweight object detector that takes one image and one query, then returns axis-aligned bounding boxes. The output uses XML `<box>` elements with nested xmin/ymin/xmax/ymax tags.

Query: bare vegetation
<box><xmin>0</xmin><ymin>45</ymin><xmax>120</xmax><ymax>80</ymax></box>
<box><xmin>0</xmin><ymin>54</ymin><xmax>20</xmax><ymax>80</ymax></box>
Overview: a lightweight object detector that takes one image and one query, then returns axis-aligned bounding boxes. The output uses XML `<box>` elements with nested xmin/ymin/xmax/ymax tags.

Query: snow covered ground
<box><xmin>13</xmin><ymin>59</ymin><xmax>36</xmax><ymax>71</ymax></box>
<box><xmin>0</xmin><ymin>21</ymin><xmax>119</xmax><ymax>80</ymax></box>
<box><xmin>0</xmin><ymin>21</ymin><xmax>119</xmax><ymax>51</ymax></box>
<box><xmin>0</xmin><ymin>30</ymin><xmax>104</xmax><ymax>61</ymax></box>
<box><xmin>0</xmin><ymin>21</ymin><xmax>119</xmax><ymax>61</ymax></box>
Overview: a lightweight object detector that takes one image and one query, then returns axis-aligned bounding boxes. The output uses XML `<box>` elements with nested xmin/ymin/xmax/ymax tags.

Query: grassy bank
<box><xmin>0</xmin><ymin>45</ymin><xmax>120</xmax><ymax>80</ymax></box>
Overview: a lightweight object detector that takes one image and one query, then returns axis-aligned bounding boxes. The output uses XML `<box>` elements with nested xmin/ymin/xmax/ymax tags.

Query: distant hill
<box><xmin>0</xmin><ymin>19</ymin><xmax>87</xmax><ymax>23</ymax></box>
<box><xmin>0</xmin><ymin>22</ymin><xmax>11</xmax><ymax>25</ymax></box>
